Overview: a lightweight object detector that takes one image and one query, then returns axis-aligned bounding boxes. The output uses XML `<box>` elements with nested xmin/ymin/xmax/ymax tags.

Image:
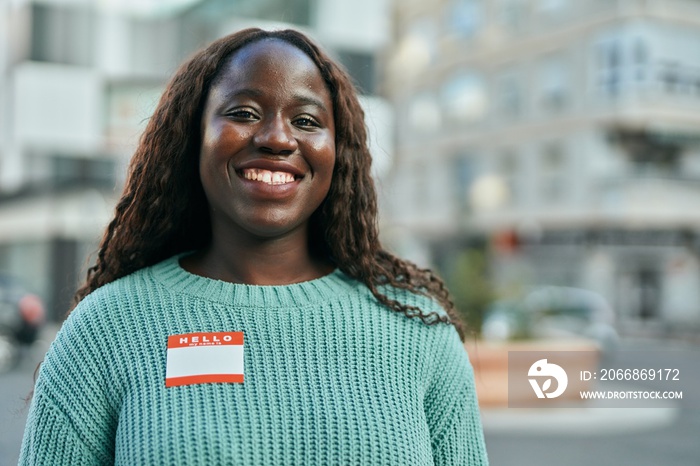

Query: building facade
<box><xmin>382</xmin><ymin>0</ymin><xmax>700</xmax><ymax>334</ymax></box>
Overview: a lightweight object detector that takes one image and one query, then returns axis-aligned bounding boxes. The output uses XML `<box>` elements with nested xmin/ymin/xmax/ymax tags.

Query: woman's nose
<box><xmin>253</xmin><ymin>115</ymin><xmax>298</xmax><ymax>155</ymax></box>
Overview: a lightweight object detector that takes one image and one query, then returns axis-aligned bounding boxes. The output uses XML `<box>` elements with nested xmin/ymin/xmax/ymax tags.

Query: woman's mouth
<box><xmin>239</xmin><ymin>168</ymin><xmax>300</xmax><ymax>185</ymax></box>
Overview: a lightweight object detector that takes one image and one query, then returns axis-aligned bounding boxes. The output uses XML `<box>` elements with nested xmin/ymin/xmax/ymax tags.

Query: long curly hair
<box><xmin>73</xmin><ymin>28</ymin><xmax>464</xmax><ymax>340</ymax></box>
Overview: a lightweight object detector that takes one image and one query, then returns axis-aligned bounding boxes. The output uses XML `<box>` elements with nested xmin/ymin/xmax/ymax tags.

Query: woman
<box><xmin>20</xmin><ymin>28</ymin><xmax>489</xmax><ymax>465</ymax></box>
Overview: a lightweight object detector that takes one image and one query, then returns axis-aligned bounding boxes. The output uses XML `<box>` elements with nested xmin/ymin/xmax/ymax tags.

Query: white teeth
<box><xmin>241</xmin><ymin>168</ymin><xmax>296</xmax><ymax>185</ymax></box>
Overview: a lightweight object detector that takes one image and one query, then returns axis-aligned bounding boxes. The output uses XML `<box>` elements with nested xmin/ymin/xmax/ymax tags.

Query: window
<box><xmin>633</xmin><ymin>38</ymin><xmax>648</xmax><ymax>84</ymax></box>
<box><xmin>407</xmin><ymin>18</ymin><xmax>438</xmax><ymax>66</ymax></box>
<box><xmin>414</xmin><ymin>160</ymin><xmax>431</xmax><ymax>210</ymax></box>
<box><xmin>336</xmin><ymin>50</ymin><xmax>375</xmax><ymax>95</ymax></box>
<box><xmin>30</xmin><ymin>3</ymin><xmax>94</xmax><ymax>66</ymax></box>
<box><xmin>452</xmin><ymin>153</ymin><xmax>475</xmax><ymax>210</ymax></box>
<box><xmin>660</xmin><ymin>62</ymin><xmax>682</xmax><ymax>94</ymax></box>
<box><xmin>407</xmin><ymin>93</ymin><xmax>441</xmax><ymax>134</ymax></box>
<box><xmin>536</xmin><ymin>0</ymin><xmax>569</xmax><ymax>16</ymax></box>
<box><xmin>539</xmin><ymin>55</ymin><xmax>567</xmax><ymax>111</ymax></box>
<box><xmin>52</xmin><ymin>156</ymin><xmax>117</xmax><ymax>189</ymax></box>
<box><xmin>500</xmin><ymin>0</ymin><xmax>527</xmax><ymax>33</ymax></box>
<box><xmin>106</xmin><ymin>82</ymin><xmax>163</xmax><ymax>142</ymax></box>
<box><xmin>540</xmin><ymin>142</ymin><xmax>566</xmax><ymax>202</ymax></box>
<box><xmin>446</xmin><ymin>0</ymin><xmax>483</xmax><ymax>38</ymax></box>
<box><xmin>498</xmin><ymin>150</ymin><xmax>519</xmax><ymax>205</ymax></box>
<box><xmin>391</xmin><ymin>19</ymin><xmax>438</xmax><ymax>77</ymax></box>
<box><xmin>441</xmin><ymin>72</ymin><xmax>487</xmax><ymax>122</ymax></box>
<box><xmin>496</xmin><ymin>71</ymin><xmax>522</xmax><ymax>116</ymax></box>
<box><xmin>596</xmin><ymin>40</ymin><xmax>622</xmax><ymax>97</ymax></box>
<box><xmin>607</xmin><ymin>128</ymin><xmax>682</xmax><ymax>177</ymax></box>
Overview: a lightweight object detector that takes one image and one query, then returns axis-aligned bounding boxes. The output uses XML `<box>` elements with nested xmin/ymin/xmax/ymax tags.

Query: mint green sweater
<box><xmin>20</xmin><ymin>255</ymin><xmax>488</xmax><ymax>465</ymax></box>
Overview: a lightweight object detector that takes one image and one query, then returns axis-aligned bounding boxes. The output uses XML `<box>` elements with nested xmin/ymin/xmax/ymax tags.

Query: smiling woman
<box><xmin>19</xmin><ymin>28</ymin><xmax>489</xmax><ymax>466</ymax></box>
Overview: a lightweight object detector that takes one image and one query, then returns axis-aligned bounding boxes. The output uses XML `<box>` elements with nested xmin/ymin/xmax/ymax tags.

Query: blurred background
<box><xmin>1</xmin><ymin>0</ymin><xmax>699</xmax><ymax>464</ymax></box>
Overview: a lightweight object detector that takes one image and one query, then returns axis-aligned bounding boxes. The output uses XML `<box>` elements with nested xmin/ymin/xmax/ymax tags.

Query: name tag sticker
<box><xmin>165</xmin><ymin>332</ymin><xmax>244</xmax><ymax>387</ymax></box>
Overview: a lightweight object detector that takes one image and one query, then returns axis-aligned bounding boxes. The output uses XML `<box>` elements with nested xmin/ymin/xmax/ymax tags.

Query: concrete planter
<box><xmin>465</xmin><ymin>339</ymin><xmax>600</xmax><ymax>407</ymax></box>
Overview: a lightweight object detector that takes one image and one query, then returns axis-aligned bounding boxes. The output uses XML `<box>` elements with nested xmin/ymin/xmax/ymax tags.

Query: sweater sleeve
<box><xmin>19</xmin><ymin>390</ymin><xmax>111</xmax><ymax>465</ymax></box>
<box><xmin>424</xmin><ymin>326</ymin><xmax>489</xmax><ymax>466</ymax></box>
<box><xmin>19</xmin><ymin>302</ymin><xmax>120</xmax><ymax>465</ymax></box>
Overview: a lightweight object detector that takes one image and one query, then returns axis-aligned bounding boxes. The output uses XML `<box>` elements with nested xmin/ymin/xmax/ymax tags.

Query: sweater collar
<box><xmin>149</xmin><ymin>254</ymin><xmax>359</xmax><ymax>308</ymax></box>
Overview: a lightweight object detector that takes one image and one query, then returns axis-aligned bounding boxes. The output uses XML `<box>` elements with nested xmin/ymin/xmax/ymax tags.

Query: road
<box><xmin>0</xmin><ymin>335</ymin><xmax>50</xmax><ymax>466</ymax></box>
<box><xmin>1</xmin><ymin>332</ymin><xmax>698</xmax><ymax>465</ymax></box>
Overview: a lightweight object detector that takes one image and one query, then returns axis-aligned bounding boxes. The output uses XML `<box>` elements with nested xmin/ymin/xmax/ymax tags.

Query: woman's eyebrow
<box><xmin>222</xmin><ymin>88</ymin><xmax>329</xmax><ymax>113</ymax></box>
<box><xmin>221</xmin><ymin>88</ymin><xmax>264</xmax><ymax>101</ymax></box>
<box><xmin>291</xmin><ymin>93</ymin><xmax>329</xmax><ymax>114</ymax></box>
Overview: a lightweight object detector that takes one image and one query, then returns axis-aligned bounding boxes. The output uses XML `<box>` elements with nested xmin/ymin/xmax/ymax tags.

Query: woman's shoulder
<box><xmin>51</xmin><ymin>260</ymin><xmax>175</xmax><ymax>370</ymax></box>
<box><xmin>68</xmin><ymin>257</ymin><xmax>174</xmax><ymax>329</ymax></box>
<box><xmin>77</xmin><ymin>256</ymin><xmax>175</xmax><ymax>306</ymax></box>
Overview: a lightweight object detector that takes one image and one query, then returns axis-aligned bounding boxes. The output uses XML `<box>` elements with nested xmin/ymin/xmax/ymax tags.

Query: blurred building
<box><xmin>0</xmin><ymin>0</ymin><xmax>391</xmax><ymax>320</ymax></box>
<box><xmin>382</xmin><ymin>0</ymin><xmax>700</xmax><ymax>334</ymax></box>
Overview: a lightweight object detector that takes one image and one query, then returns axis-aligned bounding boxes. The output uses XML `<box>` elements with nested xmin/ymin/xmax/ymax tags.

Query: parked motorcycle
<box><xmin>0</xmin><ymin>276</ymin><xmax>45</xmax><ymax>373</ymax></box>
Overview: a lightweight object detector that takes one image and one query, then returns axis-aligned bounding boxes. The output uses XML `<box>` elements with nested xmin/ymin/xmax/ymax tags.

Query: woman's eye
<box><xmin>228</xmin><ymin>110</ymin><xmax>258</xmax><ymax>120</ymax></box>
<box><xmin>294</xmin><ymin>117</ymin><xmax>319</xmax><ymax>128</ymax></box>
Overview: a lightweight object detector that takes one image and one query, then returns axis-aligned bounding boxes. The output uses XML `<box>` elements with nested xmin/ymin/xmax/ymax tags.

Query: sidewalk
<box><xmin>481</xmin><ymin>399</ymin><xmax>678</xmax><ymax>436</ymax></box>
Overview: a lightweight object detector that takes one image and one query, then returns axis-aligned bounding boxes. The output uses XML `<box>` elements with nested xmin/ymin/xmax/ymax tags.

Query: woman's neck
<box><xmin>180</xmin><ymin>227</ymin><xmax>333</xmax><ymax>285</ymax></box>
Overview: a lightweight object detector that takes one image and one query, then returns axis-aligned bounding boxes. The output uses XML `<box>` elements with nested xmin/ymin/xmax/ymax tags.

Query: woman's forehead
<box><xmin>219</xmin><ymin>39</ymin><xmax>319</xmax><ymax>80</ymax></box>
<box><xmin>209</xmin><ymin>39</ymin><xmax>332</xmax><ymax>110</ymax></box>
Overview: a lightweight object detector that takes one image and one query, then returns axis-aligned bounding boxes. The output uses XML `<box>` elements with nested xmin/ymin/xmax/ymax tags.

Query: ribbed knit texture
<box><xmin>20</xmin><ymin>255</ymin><xmax>489</xmax><ymax>465</ymax></box>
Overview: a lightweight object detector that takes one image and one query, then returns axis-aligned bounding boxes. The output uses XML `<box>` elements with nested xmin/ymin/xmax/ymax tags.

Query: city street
<box><xmin>1</xmin><ymin>331</ymin><xmax>698</xmax><ymax>466</ymax></box>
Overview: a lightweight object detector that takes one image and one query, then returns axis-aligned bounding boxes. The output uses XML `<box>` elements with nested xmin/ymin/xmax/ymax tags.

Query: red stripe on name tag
<box><xmin>167</xmin><ymin>331</ymin><xmax>244</xmax><ymax>348</ymax></box>
<box><xmin>165</xmin><ymin>373</ymin><xmax>245</xmax><ymax>387</ymax></box>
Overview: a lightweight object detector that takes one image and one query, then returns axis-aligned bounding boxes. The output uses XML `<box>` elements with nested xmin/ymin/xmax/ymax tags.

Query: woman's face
<box><xmin>199</xmin><ymin>39</ymin><xmax>336</xmax><ymax>241</ymax></box>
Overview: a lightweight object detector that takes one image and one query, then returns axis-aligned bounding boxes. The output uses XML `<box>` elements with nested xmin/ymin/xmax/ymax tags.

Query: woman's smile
<box><xmin>240</xmin><ymin>169</ymin><xmax>296</xmax><ymax>185</ymax></box>
<box><xmin>235</xmin><ymin>166</ymin><xmax>303</xmax><ymax>200</ymax></box>
<box><xmin>233</xmin><ymin>158</ymin><xmax>306</xmax><ymax>197</ymax></box>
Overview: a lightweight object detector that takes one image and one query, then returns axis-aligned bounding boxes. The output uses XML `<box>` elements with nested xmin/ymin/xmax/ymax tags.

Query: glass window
<box><xmin>446</xmin><ymin>0</ymin><xmax>483</xmax><ymax>38</ymax></box>
<box><xmin>407</xmin><ymin>93</ymin><xmax>441</xmax><ymax>133</ymax></box>
<box><xmin>596</xmin><ymin>40</ymin><xmax>622</xmax><ymax>97</ymax></box>
<box><xmin>391</xmin><ymin>19</ymin><xmax>438</xmax><ymax>78</ymax></box>
<box><xmin>441</xmin><ymin>72</ymin><xmax>488</xmax><ymax>122</ymax></box>
<box><xmin>408</xmin><ymin>18</ymin><xmax>439</xmax><ymax>65</ymax></box>
<box><xmin>540</xmin><ymin>142</ymin><xmax>566</xmax><ymax>202</ymax></box>
<box><xmin>30</xmin><ymin>3</ymin><xmax>94</xmax><ymax>66</ymax></box>
<box><xmin>611</xmin><ymin>129</ymin><xmax>682</xmax><ymax>176</ymax></box>
<box><xmin>452</xmin><ymin>153</ymin><xmax>476</xmax><ymax>210</ymax></box>
<box><xmin>498</xmin><ymin>150</ymin><xmax>519</xmax><ymax>205</ymax></box>
<box><xmin>633</xmin><ymin>38</ymin><xmax>649</xmax><ymax>84</ymax></box>
<box><xmin>536</xmin><ymin>0</ymin><xmax>569</xmax><ymax>16</ymax></box>
<box><xmin>540</xmin><ymin>55</ymin><xmax>567</xmax><ymax>111</ymax></box>
<box><xmin>414</xmin><ymin>160</ymin><xmax>431</xmax><ymax>210</ymax></box>
<box><xmin>661</xmin><ymin>62</ymin><xmax>682</xmax><ymax>94</ymax></box>
<box><xmin>633</xmin><ymin>39</ymin><xmax>648</xmax><ymax>65</ymax></box>
<box><xmin>336</xmin><ymin>49</ymin><xmax>376</xmax><ymax>95</ymax></box>
<box><xmin>52</xmin><ymin>156</ymin><xmax>117</xmax><ymax>189</ymax></box>
<box><xmin>496</xmin><ymin>71</ymin><xmax>522</xmax><ymax>116</ymax></box>
<box><xmin>500</xmin><ymin>0</ymin><xmax>527</xmax><ymax>33</ymax></box>
<box><xmin>499</xmin><ymin>150</ymin><xmax>517</xmax><ymax>174</ymax></box>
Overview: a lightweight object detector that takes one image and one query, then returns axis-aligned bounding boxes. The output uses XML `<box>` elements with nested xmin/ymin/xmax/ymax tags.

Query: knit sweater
<box><xmin>20</xmin><ymin>255</ymin><xmax>489</xmax><ymax>465</ymax></box>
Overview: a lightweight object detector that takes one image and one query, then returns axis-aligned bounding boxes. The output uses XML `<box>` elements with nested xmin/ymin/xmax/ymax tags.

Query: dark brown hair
<box><xmin>73</xmin><ymin>28</ymin><xmax>464</xmax><ymax>340</ymax></box>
